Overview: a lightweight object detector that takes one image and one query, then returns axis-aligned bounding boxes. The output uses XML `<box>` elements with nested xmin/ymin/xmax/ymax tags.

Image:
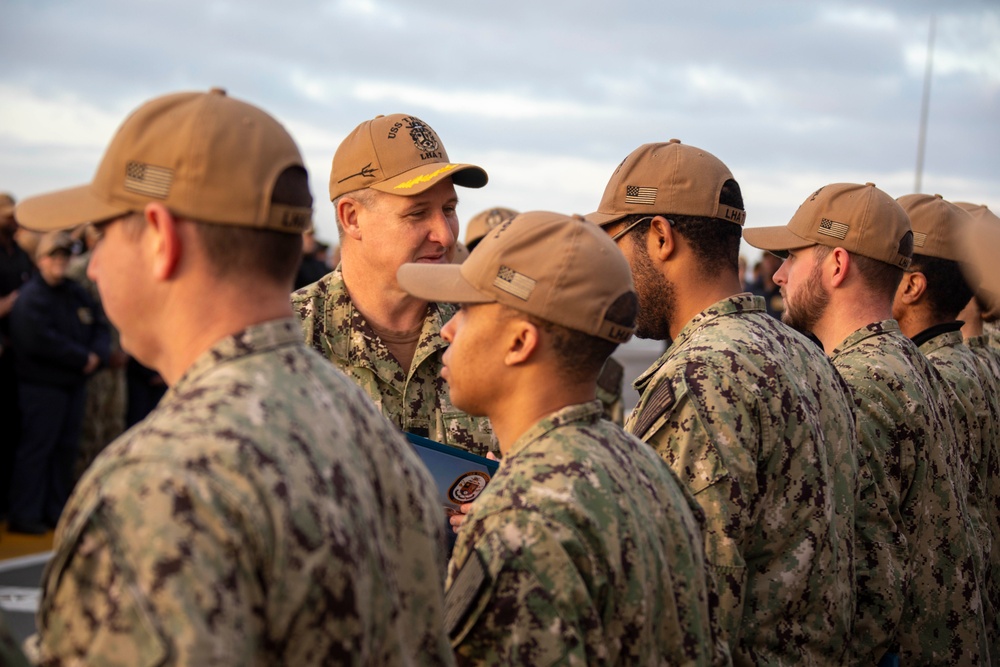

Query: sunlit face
<box><xmin>37</xmin><ymin>250</ymin><xmax>70</xmax><ymax>286</ymax></box>
<box><xmin>87</xmin><ymin>213</ymin><xmax>155</xmax><ymax>362</ymax></box>
<box><xmin>352</xmin><ymin>178</ymin><xmax>460</xmax><ymax>286</ymax></box>
<box><xmin>440</xmin><ymin>302</ymin><xmax>509</xmax><ymax>416</ymax></box>
<box><xmin>605</xmin><ymin>221</ymin><xmax>674</xmax><ymax>341</ymax></box>
<box><xmin>773</xmin><ymin>246</ymin><xmax>829</xmax><ymax>334</ymax></box>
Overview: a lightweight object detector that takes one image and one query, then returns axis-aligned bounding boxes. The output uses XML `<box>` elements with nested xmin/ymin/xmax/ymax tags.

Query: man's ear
<box><xmin>827</xmin><ymin>247</ymin><xmax>851</xmax><ymax>289</ymax></box>
<box><xmin>505</xmin><ymin>317</ymin><xmax>540</xmax><ymax>367</ymax></box>
<box><xmin>144</xmin><ymin>203</ymin><xmax>181</xmax><ymax>281</ymax></box>
<box><xmin>648</xmin><ymin>215</ymin><xmax>675</xmax><ymax>263</ymax></box>
<box><xmin>337</xmin><ymin>196</ymin><xmax>365</xmax><ymax>241</ymax></box>
<box><xmin>897</xmin><ymin>269</ymin><xmax>927</xmax><ymax>305</ymax></box>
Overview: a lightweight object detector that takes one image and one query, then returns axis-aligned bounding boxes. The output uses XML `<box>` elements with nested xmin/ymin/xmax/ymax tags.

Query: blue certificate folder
<box><xmin>405</xmin><ymin>432</ymin><xmax>499</xmax><ymax>556</ymax></box>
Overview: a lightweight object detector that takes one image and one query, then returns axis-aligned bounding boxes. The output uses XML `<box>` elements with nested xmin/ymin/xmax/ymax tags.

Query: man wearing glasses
<box><xmin>586</xmin><ymin>140</ymin><xmax>858</xmax><ymax>665</ymax></box>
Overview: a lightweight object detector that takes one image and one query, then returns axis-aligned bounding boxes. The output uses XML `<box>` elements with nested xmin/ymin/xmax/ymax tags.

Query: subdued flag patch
<box><xmin>817</xmin><ymin>218</ymin><xmax>849</xmax><ymax>240</ymax></box>
<box><xmin>494</xmin><ymin>265</ymin><xmax>536</xmax><ymax>300</ymax></box>
<box><xmin>124</xmin><ymin>161</ymin><xmax>174</xmax><ymax>199</ymax></box>
<box><xmin>625</xmin><ymin>185</ymin><xmax>656</xmax><ymax>205</ymax></box>
<box><xmin>912</xmin><ymin>231</ymin><xmax>928</xmax><ymax>248</ymax></box>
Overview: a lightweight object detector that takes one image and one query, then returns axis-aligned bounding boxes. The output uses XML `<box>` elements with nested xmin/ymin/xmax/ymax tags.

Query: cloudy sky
<box><xmin>2</xmin><ymin>0</ymin><xmax>997</xmax><ymax>259</ymax></box>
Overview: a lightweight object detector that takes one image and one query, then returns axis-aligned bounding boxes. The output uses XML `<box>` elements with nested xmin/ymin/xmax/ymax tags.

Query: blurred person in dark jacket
<box><xmin>7</xmin><ymin>230</ymin><xmax>109</xmax><ymax>534</ymax></box>
<box><xmin>0</xmin><ymin>192</ymin><xmax>35</xmax><ymax>519</ymax></box>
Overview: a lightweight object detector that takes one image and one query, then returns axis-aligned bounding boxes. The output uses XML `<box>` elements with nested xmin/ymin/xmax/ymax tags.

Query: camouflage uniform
<box><xmin>625</xmin><ymin>294</ymin><xmax>857</xmax><ymax>666</ymax></box>
<box><xmin>918</xmin><ymin>327</ymin><xmax>997</xmax><ymax>607</ymax></box>
<box><xmin>35</xmin><ymin>319</ymin><xmax>454</xmax><ymax>666</ymax></box>
<box><xmin>967</xmin><ymin>333</ymin><xmax>1000</xmax><ymax>658</ymax></box>
<box><xmin>67</xmin><ymin>250</ymin><xmax>125</xmax><ymax>479</ymax></box>
<box><xmin>292</xmin><ymin>267</ymin><xmax>495</xmax><ymax>455</ymax></box>
<box><xmin>831</xmin><ymin>320</ymin><xmax>989</xmax><ymax>664</ymax></box>
<box><xmin>596</xmin><ymin>357</ymin><xmax>625</xmax><ymax>425</ymax></box>
<box><xmin>445</xmin><ymin>400</ymin><xmax>729</xmax><ymax>666</ymax></box>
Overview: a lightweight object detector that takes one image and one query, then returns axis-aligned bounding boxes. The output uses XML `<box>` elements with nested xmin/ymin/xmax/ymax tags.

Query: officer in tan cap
<box><xmin>744</xmin><ymin>183</ymin><xmax>989</xmax><ymax>664</ymax></box>
<box><xmin>398</xmin><ymin>211</ymin><xmax>728</xmax><ymax>665</ymax></box>
<box><xmin>292</xmin><ymin>114</ymin><xmax>495</xmax><ymax>456</ymax></box>
<box><xmin>15</xmin><ymin>89</ymin><xmax>452</xmax><ymax>665</ymax></box>
<box><xmin>587</xmin><ymin>141</ymin><xmax>857</xmax><ymax>665</ymax></box>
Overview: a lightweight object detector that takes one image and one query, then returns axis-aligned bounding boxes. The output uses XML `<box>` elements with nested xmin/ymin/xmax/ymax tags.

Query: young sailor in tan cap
<box><xmin>398</xmin><ymin>211</ymin><xmax>728</xmax><ymax>666</ymax></box>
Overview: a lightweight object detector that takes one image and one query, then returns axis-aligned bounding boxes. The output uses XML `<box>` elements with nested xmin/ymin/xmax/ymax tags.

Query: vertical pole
<box><xmin>915</xmin><ymin>16</ymin><xmax>936</xmax><ymax>193</ymax></box>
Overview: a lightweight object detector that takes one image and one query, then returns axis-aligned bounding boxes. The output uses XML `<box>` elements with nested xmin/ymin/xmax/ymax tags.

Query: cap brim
<box><xmin>397</xmin><ymin>262</ymin><xmax>495</xmax><ymax>304</ymax></box>
<box><xmin>961</xmin><ymin>215</ymin><xmax>1000</xmax><ymax>302</ymax></box>
<box><xmin>742</xmin><ymin>225</ymin><xmax>815</xmax><ymax>254</ymax></box>
<box><xmin>15</xmin><ymin>184</ymin><xmax>131</xmax><ymax>232</ymax></box>
<box><xmin>375</xmin><ymin>163</ymin><xmax>488</xmax><ymax>197</ymax></box>
<box><xmin>583</xmin><ymin>210</ymin><xmax>628</xmax><ymax>227</ymax></box>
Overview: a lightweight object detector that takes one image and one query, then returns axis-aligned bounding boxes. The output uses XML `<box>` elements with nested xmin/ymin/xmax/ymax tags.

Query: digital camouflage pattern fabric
<box><xmin>596</xmin><ymin>356</ymin><xmax>625</xmax><ymax>425</ymax></box>
<box><xmin>445</xmin><ymin>401</ymin><xmax>730</xmax><ymax>667</ymax></box>
<box><xmin>967</xmin><ymin>333</ymin><xmax>1000</xmax><ymax>659</ymax></box>
<box><xmin>35</xmin><ymin>319</ymin><xmax>454</xmax><ymax>666</ymax></box>
<box><xmin>832</xmin><ymin>320</ymin><xmax>989</xmax><ymax>665</ymax></box>
<box><xmin>918</xmin><ymin>328</ymin><xmax>997</xmax><ymax>620</ymax></box>
<box><xmin>625</xmin><ymin>294</ymin><xmax>857</xmax><ymax>666</ymax></box>
<box><xmin>292</xmin><ymin>267</ymin><xmax>495</xmax><ymax>455</ymax></box>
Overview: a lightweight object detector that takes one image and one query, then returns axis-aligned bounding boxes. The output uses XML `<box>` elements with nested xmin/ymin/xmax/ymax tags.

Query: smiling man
<box><xmin>293</xmin><ymin>114</ymin><xmax>494</xmax><ymax>455</ymax></box>
<box><xmin>398</xmin><ymin>211</ymin><xmax>728</xmax><ymax>665</ymax></box>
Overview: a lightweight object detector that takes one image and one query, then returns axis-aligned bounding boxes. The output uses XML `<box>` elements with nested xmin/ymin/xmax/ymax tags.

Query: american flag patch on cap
<box><xmin>817</xmin><ymin>218</ymin><xmax>849</xmax><ymax>240</ymax></box>
<box><xmin>625</xmin><ymin>185</ymin><xmax>656</xmax><ymax>205</ymax></box>
<box><xmin>124</xmin><ymin>161</ymin><xmax>173</xmax><ymax>199</ymax></box>
<box><xmin>912</xmin><ymin>231</ymin><xmax>927</xmax><ymax>248</ymax></box>
<box><xmin>494</xmin><ymin>265</ymin><xmax>535</xmax><ymax>301</ymax></box>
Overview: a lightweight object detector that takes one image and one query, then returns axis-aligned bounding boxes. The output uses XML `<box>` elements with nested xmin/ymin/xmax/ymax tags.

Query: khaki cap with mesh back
<box><xmin>896</xmin><ymin>194</ymin><xmax>970</xmax><ymax>262</ymax></box>
<box><xmin>329</xmin><ymin>114</ymin><xmax>487</xmax><ymax>201</ymax></box>
<box><xmin>464</xmin><ymin>206</ymin><xmax>519</xmax><ymax>248</ymax></box>
<box><xmin>585</xmin><ymin>139</ymin><xmax>746</xmax><ymax>227</ymax></box>
<box><xmin>743</xmin><ymin>182</ymin><xmax>913</xmax><ymax>269</ymax></box>
<box><xmin>397</xmin><ymin>211</ymin><xmax>635</xmax><ymax>344</ymax></box>
<box><xmin>956</xmin><ymin>202</ymin><xmax>1000</xmax><ymax>303</ymax></box>
<box><xmin>15</xmin><ymin>88</ymin><xmax>312</xmax><ymax>234</ymax></box>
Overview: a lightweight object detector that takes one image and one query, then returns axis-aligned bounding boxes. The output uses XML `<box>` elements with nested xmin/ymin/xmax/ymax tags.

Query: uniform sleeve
<box><xmin>445</xmin><ymin>509</ymin><xmax>593</xmax><ymax>667</ymax></box>
<box><xmin>37</xmin><ymin>464</ymin><xmax>265</xmax><ymax>667</ymax></box>
<box><xmin>638</xmin><ymin>362</ymin><xmax>760</xmax><ymax>648</ymax></box>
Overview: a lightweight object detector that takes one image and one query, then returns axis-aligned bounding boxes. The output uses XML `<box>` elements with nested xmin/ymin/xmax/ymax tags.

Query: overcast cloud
<box><xmin>1</xmin><ymin>0</ymin><xmax>997</xmax><ymax>252</ymax></box>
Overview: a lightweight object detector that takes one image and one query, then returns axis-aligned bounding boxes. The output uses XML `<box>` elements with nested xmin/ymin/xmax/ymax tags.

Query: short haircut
<box><xmin>823</xmin><ymin>230</ymin><xmax>913</xmax><ymax>298</ymax></box>
<box><xmin>621</xmin><ymin>179</ymin><xmax>744</xmax><ymax>274</ymax></box>
<box><xmin>910</xmin><ymin>254</ymin><xmax>974</xmax><ymax>322</ymax></box>
<box><xmin>192</xmin><ymin>166</ymin><xmax>310</xmax><ymax>286</ymax></box>
<box><xmin>523</xmin><ymin>292</ymin><xmax>638</xmax><ymax>384</ymax></box>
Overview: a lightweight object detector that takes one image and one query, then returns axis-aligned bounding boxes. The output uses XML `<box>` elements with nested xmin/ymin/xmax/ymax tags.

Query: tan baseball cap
<box><xmin>35</xmin><ymin>230</ymin><xmax>74</xmax><ymax>261</ymax></box>
<box><xmin>585</xmin><ymin>139</ymin><xmax>746</xmax><ymax>227</ymax></box>
<box><xmin>397</xmin><ymin>211</ymin><xmax>635</xmax><ymax>343</ymax></box>
<box><xmin>743</xmin><ymin>182</ymin><xmax>912</xmax><ymax>269</ymax></box>
<box><xmin>896</xmin><ymin>193</ymin><xmax>970</xmax><ymax>262</ymax></box>
<box><xmin>15</xmin><ymin>88</ymin><xmax>312</xmax><ymax>234</ymax></box>
<box><xmin>0</xmin><ymin>193</ymin><xmax>15</xmax><ymax>220</ymax></box>
<box><xmin>955</xmin><ymin>202</ymin><xmax>1000</xmax><ymax>305</ymax></box>
<box><xmin>464</xmin><ymin>206</ymin><xmax>519</xmax><ymax>248</ymax></box>
<box><xmin>329</xmin><ymin>114</ymin><xmax>487</xmax><ymax>201</ymax></box>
